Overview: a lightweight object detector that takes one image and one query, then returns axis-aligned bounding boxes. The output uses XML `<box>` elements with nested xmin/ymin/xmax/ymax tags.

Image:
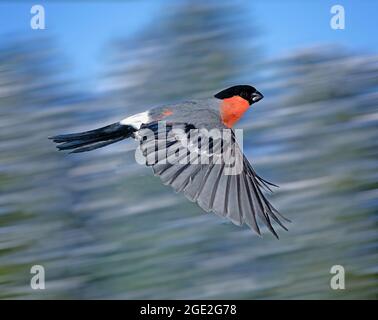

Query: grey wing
<box><xmin>136</xmin><ymin>121</ymin><xmax>289</xmax><ymax>238</ymax></box>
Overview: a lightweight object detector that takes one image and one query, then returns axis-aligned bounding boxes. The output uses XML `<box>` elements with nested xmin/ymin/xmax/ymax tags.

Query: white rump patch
<box><xmin>120</xmin><ymin>111</ymin><xmax>150</xmax><ymax>129</ymax></box>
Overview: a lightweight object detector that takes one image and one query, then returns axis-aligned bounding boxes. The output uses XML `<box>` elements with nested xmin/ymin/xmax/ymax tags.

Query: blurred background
<box><xmin>0</xmin><ymin>0</ymin><xmax>377</xmax><ymax>299</ymax></box>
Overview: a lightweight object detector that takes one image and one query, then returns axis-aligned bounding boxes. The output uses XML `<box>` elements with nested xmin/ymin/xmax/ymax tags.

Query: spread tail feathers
<box><xmin>49</xmin><ymin>123</ymin><xmax>136</xmax><ymax>153</ymax></box>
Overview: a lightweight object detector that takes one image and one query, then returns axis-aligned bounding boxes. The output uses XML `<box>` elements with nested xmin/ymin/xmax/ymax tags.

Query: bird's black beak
<box><xmin>251</xmin><ymin>91</ymin><xmax>263</xmax><ymax>103</ymax></box>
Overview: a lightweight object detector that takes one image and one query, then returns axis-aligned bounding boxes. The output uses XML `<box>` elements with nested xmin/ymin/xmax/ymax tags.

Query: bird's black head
<box><xmin>214</xmin><ymin>85</ymin><xmax>263</xmax><ymax>105</ymax></box>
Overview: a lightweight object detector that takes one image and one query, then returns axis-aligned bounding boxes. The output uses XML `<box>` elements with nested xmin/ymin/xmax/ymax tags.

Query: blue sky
<box><xmin>1</xmin><ymin>0</ymin><xmax>378</xmax><ymax>88</ymax></box>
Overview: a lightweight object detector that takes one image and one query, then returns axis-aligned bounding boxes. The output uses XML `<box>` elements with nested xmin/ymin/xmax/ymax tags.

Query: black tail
<box><xmin>50</xmin><ymin>123</ymin><xmax>136</xmax><ymax>153</ymax></box>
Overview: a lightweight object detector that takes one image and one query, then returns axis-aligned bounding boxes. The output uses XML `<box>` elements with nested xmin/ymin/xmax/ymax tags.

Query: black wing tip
<box><xmin>49</xmin><ymin>135</ymin><xmax>62</xmax><ymax>142</ymax></box>
<box><xmin>253</xmin><ymin>227</ymin><xmax>262</xmax><ymax>237</ymax></box>
<box><xmin>257</xmin><ymin>177</ymin><xmax>279</xmax><ymax>193</ymax></box>
<box><xmin>255</xmin><ymin>226</ymin><xmax>279</xmax><ymax>239</ymax></box>
<box><xmin>282</xmin><ymin>216</ymin><xmax>292</xmax><ymax>223</ymax></box>
<box><xmin>267</xmin><ymin>224</ymin><xmax>280</xmax><ymax>239</ymax></box>
<box><xmin>49</xmin><ymin>134</ymin><xmax>74</xmax><ymax>144</ymax></box>
<box><xmin>251</xmin><ymin>208</ymin><xmax>290</xmax><ymax>238</ymax></box>
<box><xmin>266</xmin><ymin>181</ymin><xmax>279</xmax><ymax>188</ymax></box>
<box><xmin>273</xmin><ymin>208</ymin><xmax>291</xmax><ymax>223</ymax></box>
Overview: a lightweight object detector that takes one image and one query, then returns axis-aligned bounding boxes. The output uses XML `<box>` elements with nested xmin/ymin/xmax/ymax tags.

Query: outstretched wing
<box><xmin>135</xmin><ymin>121</ymin><xmax>289</xmax><ymax>238</ymax></box>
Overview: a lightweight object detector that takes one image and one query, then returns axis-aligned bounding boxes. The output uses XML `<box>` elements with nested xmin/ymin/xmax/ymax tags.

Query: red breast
<box><xmin>220</xmin><ymin>96</ymin><xmax>250</xmax><ymax>128</ymax></box>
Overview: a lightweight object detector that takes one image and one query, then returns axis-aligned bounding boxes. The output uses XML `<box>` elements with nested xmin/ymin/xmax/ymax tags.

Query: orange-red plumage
<box><xmin>220</xmin><ymin>96</ymin><xmax>250</xmax><ymax>128</ymax></box>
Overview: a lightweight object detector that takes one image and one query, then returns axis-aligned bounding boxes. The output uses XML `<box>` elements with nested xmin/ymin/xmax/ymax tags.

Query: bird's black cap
<box><xmin>214</xmin><ymin>85</ymin><xmax>263</xmax><ymax>105</ymax></box>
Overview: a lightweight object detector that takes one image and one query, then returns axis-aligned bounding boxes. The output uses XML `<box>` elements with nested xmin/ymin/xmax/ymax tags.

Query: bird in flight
<box><xmin>50</xmin><ymin>85</ymin><xmax>289</xmax><ymax>238</ymax></box>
